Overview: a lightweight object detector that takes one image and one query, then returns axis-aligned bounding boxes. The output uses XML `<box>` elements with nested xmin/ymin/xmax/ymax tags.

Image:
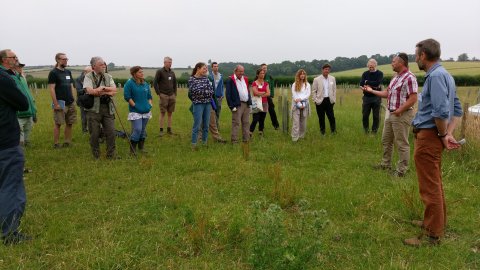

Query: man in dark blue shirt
<box><xmin>0</xmin><ymin>49</ymin><xmax>30</xmax><ymax>245</ymax></box>
<box><xmin>360</xmin><ymin>59</ymin><xmax>383</xmax><ymax>134</ymax></box>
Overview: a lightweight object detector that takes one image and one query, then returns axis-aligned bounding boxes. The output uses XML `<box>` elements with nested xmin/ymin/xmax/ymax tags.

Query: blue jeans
<box><xmin>0</xmin><ymin>146</ymin><xmax>26</xmax><ymax>237</ymax></box>
<box><xmin>191</xmin><ymin>103</ymin><xmax>211</xmax><ymax>144</ymax></box>
<box><xmin>130</xmin><ymin>118</ymin><xmax>149</xmax><ymax>142</ymax></box>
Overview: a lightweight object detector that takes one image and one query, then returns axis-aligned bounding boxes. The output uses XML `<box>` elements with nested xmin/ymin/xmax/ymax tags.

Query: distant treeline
<box><xmin>26</xmin><ymin>74</ymin><xmax>480</xmax><ymax>88</ymax></box>
<box><xmin>216</xmin><ymin>54</ymin><xmax>418</xmax><ymax>78</ymax></box>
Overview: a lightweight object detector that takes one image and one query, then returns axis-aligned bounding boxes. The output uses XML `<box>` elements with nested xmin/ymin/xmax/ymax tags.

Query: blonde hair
<box><xmin>294</xmin><ymin>69</ymin><xmax>307</xmax><ymax>92</ymax></box>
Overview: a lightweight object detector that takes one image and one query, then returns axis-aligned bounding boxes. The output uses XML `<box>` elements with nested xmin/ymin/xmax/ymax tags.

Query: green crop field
<box><xmin>25</xmin><ymin>67</ymin><xmax>192</xmax><ymax>80</ymax></box>
<box><xmin>0</xmin><ymin>85</ymin><xmax>479</xmax><ymax>269</ymax></box>
<box><xmin>332</xmin><ymin>61</ymin><xmax>480</xmax><ymax>77</ymax></box>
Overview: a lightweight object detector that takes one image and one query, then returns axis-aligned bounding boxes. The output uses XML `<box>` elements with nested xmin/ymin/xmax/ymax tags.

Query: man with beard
<box><xmin>83</xmin><ymin>57</ymin><xmax>118</xmax><ymax>159</ymax></box>
<box><xmin>404</xmin><ymin>39</ymin><xmax>462</xmax><ymax>246</ymax></box>
<box><xmin>48</xmin><ymin>53</ymin><xmax>77</xmax><ymax>148</ymax></box>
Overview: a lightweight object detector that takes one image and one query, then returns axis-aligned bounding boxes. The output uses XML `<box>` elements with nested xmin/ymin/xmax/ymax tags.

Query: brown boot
<box><xmin>404</xmin><ymin>235</ymin><xmax>440</xmax><ymax>247</ymax></box>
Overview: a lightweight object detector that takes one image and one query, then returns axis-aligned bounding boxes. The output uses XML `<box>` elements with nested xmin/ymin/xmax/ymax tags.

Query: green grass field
<box><xmin>0</xmin><ymin>86</ymin><xmax>479</xmax><ymax>269</ymax></box>
<box><xmin>332</xmin><ymin>61</ymin><xmax>480</xmax><ymax>77</ymax></box>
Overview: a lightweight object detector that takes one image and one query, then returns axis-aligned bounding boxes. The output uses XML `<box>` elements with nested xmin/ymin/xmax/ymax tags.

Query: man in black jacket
<box><xmin>360</xmin><ymin>59</ymin><xmax>383</xmax><ymax>134</ymax></box>
<box><xmin>0</xmin><ymin>49</ymin><xmax>30</xmax><ymax>245</ymax></box>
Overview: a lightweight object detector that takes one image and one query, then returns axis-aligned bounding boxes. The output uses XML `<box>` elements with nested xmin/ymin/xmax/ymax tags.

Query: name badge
<box><xmin>66</xmin><ymin>76</ymin><xmax>71</xmax><ymax>80</ymax></box>
<box><xmin>168</xmin><ymin>76</ymin><xmax>172</xmax><ymax>80</ymax></box>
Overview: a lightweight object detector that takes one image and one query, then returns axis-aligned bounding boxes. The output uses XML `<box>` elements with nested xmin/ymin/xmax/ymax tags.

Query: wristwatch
<box><xmin>437</xmin><ymin>132</ymin><xmax>447</xmax><ymax>138</ymax></box>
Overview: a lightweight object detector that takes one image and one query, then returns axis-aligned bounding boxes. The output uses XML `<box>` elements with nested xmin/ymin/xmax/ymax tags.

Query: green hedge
<box><xmin>26</xmin><ymin>75</ymin><xmax>480</xmax><ymax>88</ymax></box>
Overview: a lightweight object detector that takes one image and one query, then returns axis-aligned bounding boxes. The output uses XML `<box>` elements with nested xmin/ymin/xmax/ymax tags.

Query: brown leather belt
<box><xmin>412</xmin><ymin>127</ymin><xmax>437</xmax><ymax>134</ymax></box>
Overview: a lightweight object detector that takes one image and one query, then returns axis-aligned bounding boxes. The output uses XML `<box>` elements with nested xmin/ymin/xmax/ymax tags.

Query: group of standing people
<box><xmin>0</xmin><ymin>38</ymin><xmax>465</xmax><ymax>247</ymax></box>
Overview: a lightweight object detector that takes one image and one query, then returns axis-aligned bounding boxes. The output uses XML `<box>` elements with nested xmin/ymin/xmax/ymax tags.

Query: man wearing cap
<box><xmin>15</xmin><ymin>62</ymin><xmax>37</xmax><ymax>147</ymax></box>
<box><xmin>363</xmin><ymin>53</ymin><xmax>418</xmax><ymax>177</ymax></box>
<box><xmin>0</xmin><ymin>49</ymin><xmax>30</xmax><ymax>245</ymax></box>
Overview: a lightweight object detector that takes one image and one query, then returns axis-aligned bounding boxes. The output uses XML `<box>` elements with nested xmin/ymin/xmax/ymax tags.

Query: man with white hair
<box><xmin>360</xmin><ymin>59</ymin><xmax>383</xmax><ymax>134</ymax></box>
<box><xmin>83</xmin><ymin>57</ymin><xmax>118</xmax><ymax>159</ymax></box>
<box><xmin>225</xmin><ymin>65</ymin><xmax>252</xmax><ymax>143</ymax></box>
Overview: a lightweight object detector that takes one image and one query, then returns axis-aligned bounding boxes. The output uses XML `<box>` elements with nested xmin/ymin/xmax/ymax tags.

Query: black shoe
<box><xmin>23</xmin><ymin>168</ymin><xmax>32</xmax><ymax>174</ymax></box>
<box><xmin>53</xmin><ymin>143</ymin><xmax>61</xmax><ymax>149</ymax></box>
<box><xmin>62</xmin><ymin>142</ymin><xmax>71</xmax><ymax>148</ymax></box>
<box><xmin>3</xmin><ymin>232</ymin><xmax>32</xmax><ymax>245</ymax></box>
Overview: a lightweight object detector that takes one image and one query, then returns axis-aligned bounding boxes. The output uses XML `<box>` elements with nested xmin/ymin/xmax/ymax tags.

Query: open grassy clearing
<box><xmin>0</xmin><ymin>86</ymin><xmax>479</xmax><ymax>269</ymax></box>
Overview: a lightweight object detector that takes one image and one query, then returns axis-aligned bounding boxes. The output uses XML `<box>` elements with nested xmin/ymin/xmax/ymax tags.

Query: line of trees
<box><xmin>214</xmin><ymin>54</ymin><xmax>418</xmax><ymax>78</ymax></box>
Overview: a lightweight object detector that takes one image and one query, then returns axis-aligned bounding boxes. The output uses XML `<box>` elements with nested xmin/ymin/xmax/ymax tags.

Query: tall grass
<box><xmin>0</xmin><ymin>86</ymin><xmax>479</xmax><ymax>269</ymax></box>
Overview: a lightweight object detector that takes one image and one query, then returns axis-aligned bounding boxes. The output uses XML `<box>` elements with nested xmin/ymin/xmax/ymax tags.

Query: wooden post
<box><xmin>460</xmin><ymin>102</ymin><xmax>469</xmax><ymax>139</ymax></box>
<box><xmin>282</xmin><ymin>91</ymin><xmax>289</xmax><ymax>134</ymax></box>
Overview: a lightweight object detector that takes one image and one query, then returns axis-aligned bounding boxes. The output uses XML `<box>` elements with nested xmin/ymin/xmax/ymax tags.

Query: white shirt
<box><xmin>322</xmin><ymin>76</ymin><xmax>329</xmax><ymax>97</ymax></box>
<box><xmin>291</xmin><ymin>82</ymin><xmax>311</xmax><ymax>101</ymax></box>
<box><xmin>235</xmin><ymin>76</ymin><xmax>249</xmax><ymax>102</ymax></box>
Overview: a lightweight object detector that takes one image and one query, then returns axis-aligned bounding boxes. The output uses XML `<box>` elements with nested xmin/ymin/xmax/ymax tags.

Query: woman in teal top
<box><xmin>124</xmin><ymin>66</ymin><xmax>152</xmax><ymax>154</ymax></box>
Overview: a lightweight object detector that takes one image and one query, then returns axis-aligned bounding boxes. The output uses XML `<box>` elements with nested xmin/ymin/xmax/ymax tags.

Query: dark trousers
<box><xmin>250</xmin><ymin>112</ymin><xmax>267</xmax><ymax>132</ymax></box>
<box><xmin>0</xmin><ymin>146</ymin><xmax>25</xmax><ymax>237</ymax></box>
<box><xmin>87</xmin><ymin>104</ymin><xmax>116</xmax><ymax>158</ymax></box>
<box><xmin>80</xmin><ymin>106</ymin><xmax>88</xmax><ymax>132</ymax></box>
<box><xmin>316</xmin><ymin>98</ymin><xmax>336</xmax><ymax>134</ymax></box>
<box><xmin>362</xmin><ymin>101</ymin><xmax>381</xmax><ymax>133</ymax></box>
<box><xmin>267</xmin><ymin>97</ymin><xmax>279</xmax><ymax>128</ymax></box>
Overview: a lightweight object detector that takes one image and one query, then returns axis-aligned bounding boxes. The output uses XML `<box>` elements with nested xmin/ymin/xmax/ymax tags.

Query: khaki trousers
<box><xmin>414</xmin><ymin>128</ymin><xmax>446</xmax><ymax>237</ymax></box>
<box><xmin>231</xmin><ymin>102</ymin><xmax>250</xmax><ymax>143</ymax></box>
<box><xmin>380</xmin><ymin>110</ymin><xmax>414</xmax><ymax>173</ymax></box>
<box><xmin>291</xmin><ymin>108</ymin><xmax>307</xmax><ymax>141</ymax></box>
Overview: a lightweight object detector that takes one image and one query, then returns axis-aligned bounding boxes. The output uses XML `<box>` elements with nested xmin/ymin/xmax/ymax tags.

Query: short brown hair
<box><xmin>416</xmin><ymin>38</ymin><xmax>441</xmax><ymax>61</ymax></box>
<box><xmin>322</xmin><ymin>63</ymin><xmax>331</xmax><ymax>70</ymax></box>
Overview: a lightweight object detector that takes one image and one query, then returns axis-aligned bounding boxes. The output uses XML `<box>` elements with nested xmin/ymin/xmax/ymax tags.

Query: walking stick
<box><xmin>110</xmin><ymin>97</ymin><xmax>137</xmax><ymax>158</ymax></box>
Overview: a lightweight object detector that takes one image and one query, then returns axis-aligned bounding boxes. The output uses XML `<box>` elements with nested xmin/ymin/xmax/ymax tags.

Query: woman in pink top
<box><xmin>249</xmin><ymin>68</ymin><xmax>270</xmax><ymax>136</ymax></box>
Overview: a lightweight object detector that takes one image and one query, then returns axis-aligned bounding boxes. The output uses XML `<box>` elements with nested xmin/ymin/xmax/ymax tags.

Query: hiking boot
<box><xmin>3</xmin><ymin>232</ymin><xmax>32</xmax><ymax>245</ymax></box>
<box><xmin>214</xmin><ymin>138</ymin><xmax>227</xmax><ymax>144</ymax></box>
<box><xmin>372</xmin><ymin>164</ymin><xmax>391</xmax><ymax>170</ymax></box>
<box><xmin>403</xmin><ymin>235</ymin><xmax>440</xmax><ymax>247</ymax></box>
<box><xmin>391</xmin><ymin>170</ymin><xmax>406</xmax><ymax>177</ymax></box>
<box><xmin>130</xmin><ymin>140</ymin><xmax>138</xmax><ymax>155</ymax></box>
<box><xmin>411</xmin><ymin>220</ymin><xmax>424</xmax><ymax>228</ymax></box>
<box><xmin>167</xmin><ymin>127</ymin><xmax>174</xmax><ymax>135</ymax></box>
<box><xmin>138</xmin><ymin>139</ymin><xmax>148</xmax><ymax>153</ymax></box>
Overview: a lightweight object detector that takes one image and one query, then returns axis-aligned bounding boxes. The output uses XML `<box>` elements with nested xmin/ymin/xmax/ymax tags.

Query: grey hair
<box><xmin>90</xmin><ymin>56</ymin><xmax>104</xmax><ymax>67</ymax></box>
<box><xmin>367</xmin><ymin>58</ymin><xmax>377</xmax><ymax>67</ymax></box>
<box><xmin>164</xmin><ymin>56</ymin><xmax>172</xmax><ymax>61</ymax></box>
<box><xmin>234</xmin><ymin>65</ymin><xmax>244</xmax><ymax>72</ymax></box>
<box><xmin>0</xmin><ymin>49</ymin><xmax>12</xmax><ymax>60</ymax></box>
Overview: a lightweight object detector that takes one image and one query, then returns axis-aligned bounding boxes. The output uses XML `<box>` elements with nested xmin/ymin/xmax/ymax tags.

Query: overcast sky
<box><xmin>3</xmin><ymin>0</ymin><xmax>479</xmax><ymax>68</ymax></box>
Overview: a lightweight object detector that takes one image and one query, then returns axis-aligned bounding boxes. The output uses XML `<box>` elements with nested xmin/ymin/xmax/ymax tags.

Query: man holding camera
<box><xmin>83</xmin><ymin>57</ymin><xmax>118</xmax><ymax>159</ymax></box>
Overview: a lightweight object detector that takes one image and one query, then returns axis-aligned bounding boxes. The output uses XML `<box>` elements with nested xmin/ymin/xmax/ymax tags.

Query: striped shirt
<box><xmin>387</xmin><ymin>70</ymin><xmax>418</xmax><ymax>111</ymax></box>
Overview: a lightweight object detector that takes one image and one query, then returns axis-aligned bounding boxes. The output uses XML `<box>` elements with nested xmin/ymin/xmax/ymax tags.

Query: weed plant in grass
<box><xmin>0</xmin><ymin>86</ymin><xmax>479</xmax><ymax>269</ymax></box>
